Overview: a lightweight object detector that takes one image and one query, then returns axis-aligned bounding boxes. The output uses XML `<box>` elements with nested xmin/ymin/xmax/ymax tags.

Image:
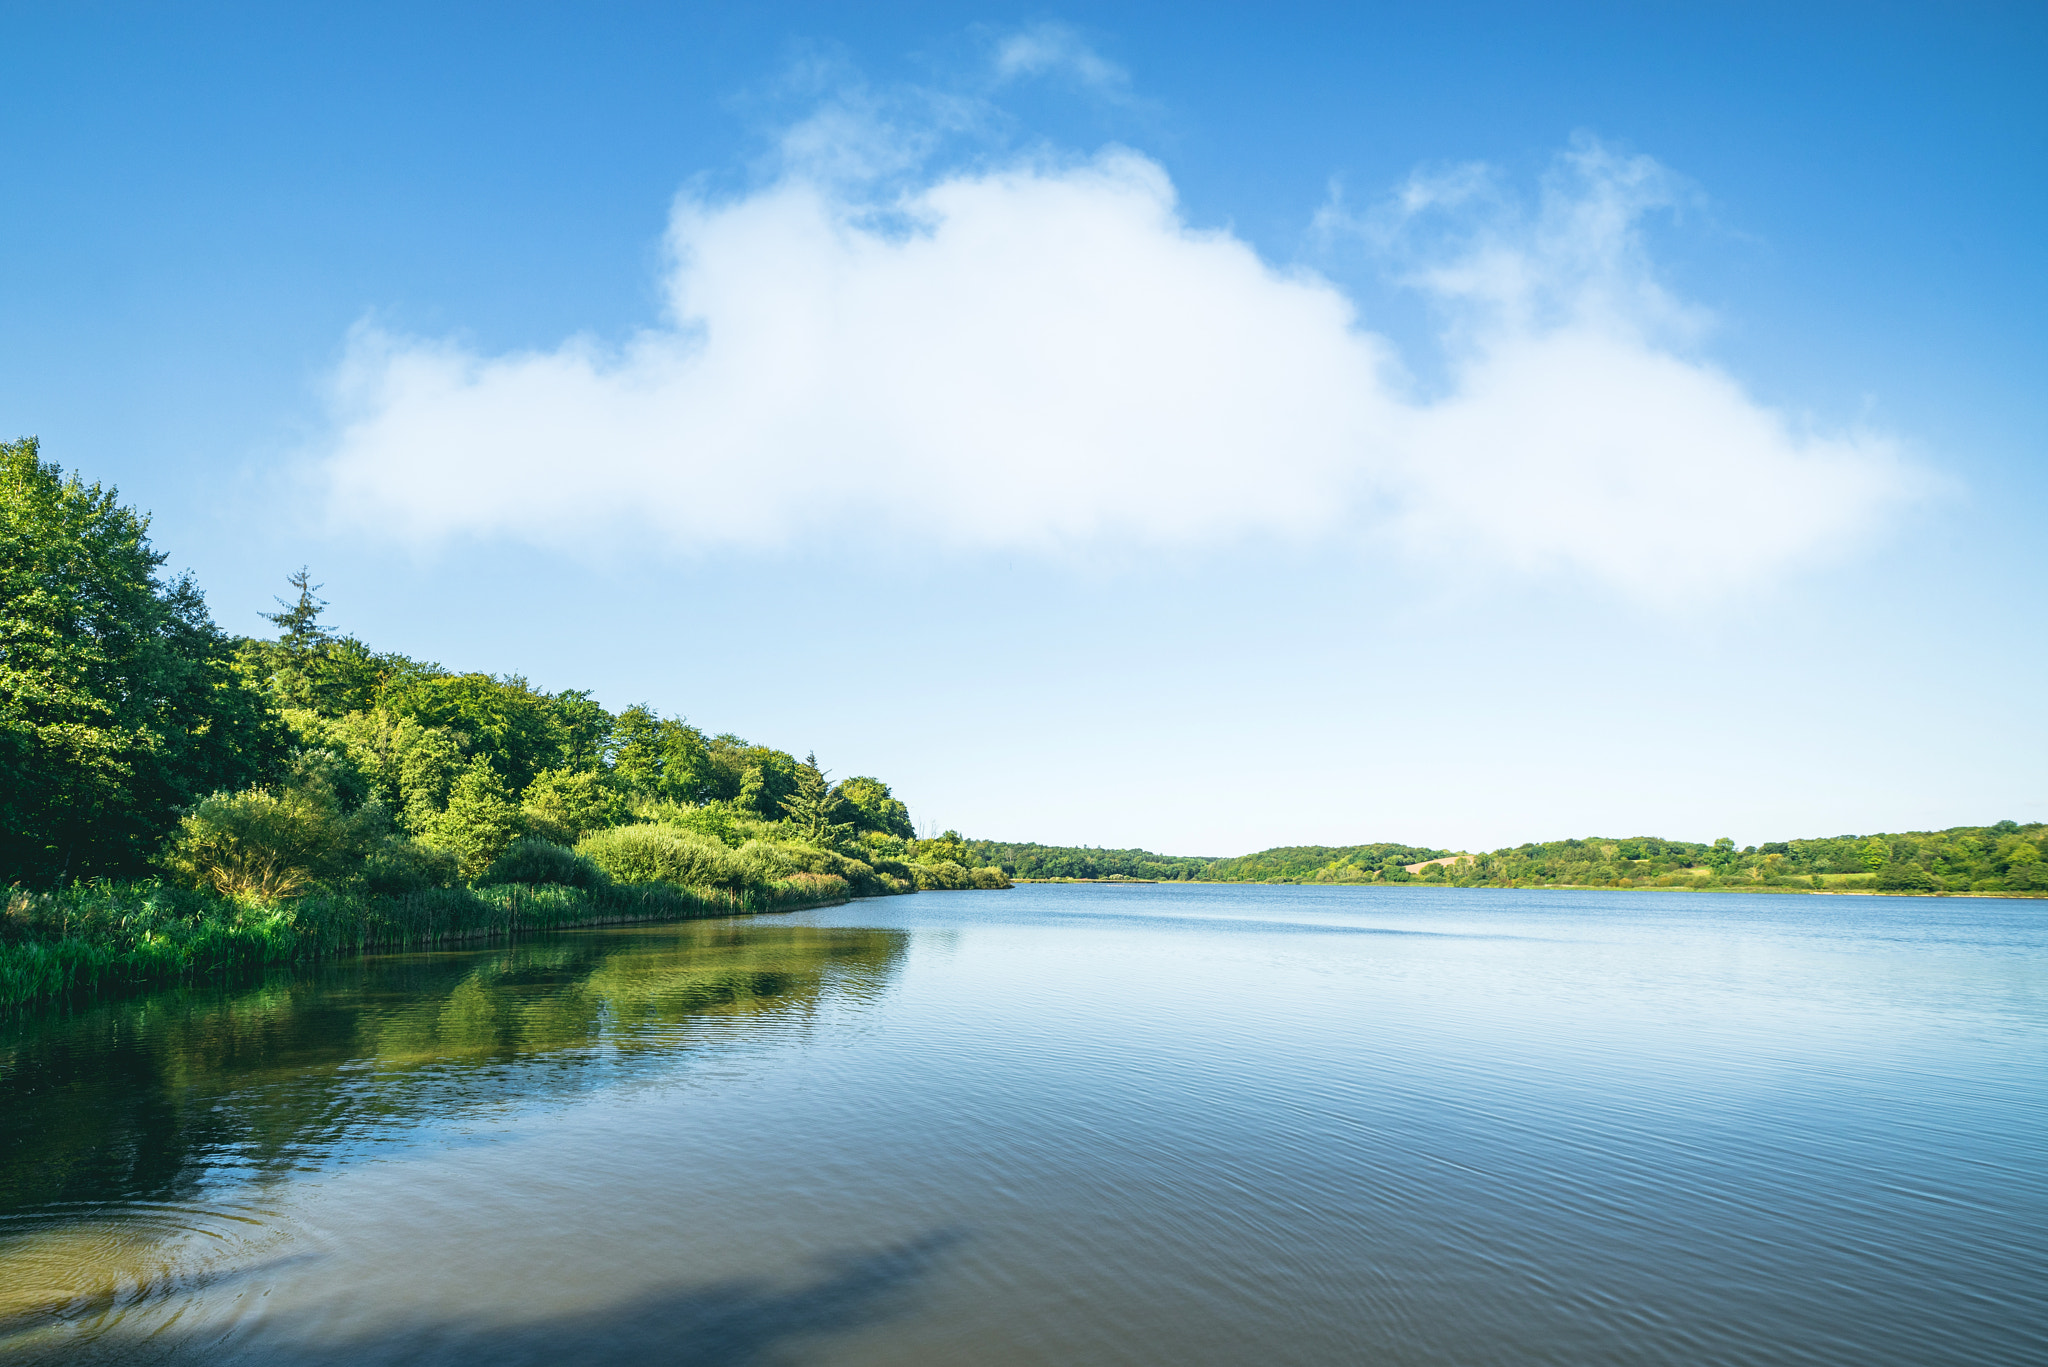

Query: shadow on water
<box><xmin>0</xmin><ymin>921</ymin><xmax>909</xmax><ymax>1214</ymax></box>
<box><xmin>14</xmin><ymin>1230</ymin><xmax>965</xmax><ymax>1367</ymax></box>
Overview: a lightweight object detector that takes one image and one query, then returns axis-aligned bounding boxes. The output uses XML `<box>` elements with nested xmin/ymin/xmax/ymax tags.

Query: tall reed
<box><xmin>1</xmin><ymin>875</ymin><xmax>851</xmax><ymax>1012</ymax></box>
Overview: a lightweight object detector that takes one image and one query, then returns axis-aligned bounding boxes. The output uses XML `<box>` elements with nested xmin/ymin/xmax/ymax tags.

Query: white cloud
<box><xmin>991</xmin><ymin>23</ymin><xmax>1132</xmax><ymax>96</ymax></box>
<box><xmin>321</xmin><ymin>130</ymin><xmax>1918</xmax><ymax>599</ymax></box>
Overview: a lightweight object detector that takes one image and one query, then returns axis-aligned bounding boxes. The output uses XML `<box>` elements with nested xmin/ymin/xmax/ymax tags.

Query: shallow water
<box><xmin>1</xmin><ymin>885</ymin><xmax>2043</xmax><ymax>1365</ymax></box>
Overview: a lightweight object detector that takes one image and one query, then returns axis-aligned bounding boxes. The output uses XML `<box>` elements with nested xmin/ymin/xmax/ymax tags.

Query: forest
<box><xmin>1</xmin><ymin>439</ymin><xmax>1008</xmax><ymax>1006</ymax></box>
<box><xmin>961</xmin><ymin>826</ymin><xmax>2048</xmax><ymax>894</ymax></box>
<box><xmin>1402</xmin><ymin>828</ymin><xmax>2048</xmax><ymax>893</ymax></box>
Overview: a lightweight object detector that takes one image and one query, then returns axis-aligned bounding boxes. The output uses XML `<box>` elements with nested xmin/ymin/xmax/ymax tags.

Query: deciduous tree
<box><xmin>0</xmin><ymin>439</ymin><xmax>284</xmax><ymax>883</ymax></box>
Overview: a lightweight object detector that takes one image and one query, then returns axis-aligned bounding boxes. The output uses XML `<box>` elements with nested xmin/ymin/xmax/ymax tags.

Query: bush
<box><xmin>1875</xmin><ymin>862</ymin><xmax>1935</xmax><ymax>892</ymax></box>
<box><xmin>907</xmin><ymin>861</ymin><xmax>1010</xmax><ymax>891</ymax></box>
<box><xmin>867</xmin><ymin>855</ymin><xmax>915</xmax><ymax>884</ymax></box>
<box><xmin>520</xmin><ymin>768</ymin><xmax>629</xmax><ymax>844</ymax></box>
<box><xmin>911</xmin><ymin>860</ymin><xmax>972</xmax><ymax>891</ymax></box>
<box><xmin>635</xmin><ymin>799</ymin><xmax>766</xmax><ymax>850</ymax></box>
<box><xmin>858</xmin><ymin>831</ymin><xmax>913</xmax><ymax>861</ymax></box>
<box><xmin>576</xmin><ymin>824</ymin><xmax>758</xmax><ymax>892</ymax></box>
<box><xmin>362</xmin><ymin>838</ymin><xmax>460</xmax><ymax>895</ymax></box>
<box><xmin>732</xmin><ymin>840</ymin><xmax>917</xmax><ymax>897</ymax></box>
<box><xmin>765</xmin><ymin>872</ymin><xmax>851</xmax><ymax>906</ymax></box>
<box><xmin>483</xmin><ymin>838</ymin><xmax>608</xmax><ymax>890</ymax></box>
<box><xmin>162</xmin><ymin>785</ymin><xmax>381</xmax><ymax>901</ymax></box>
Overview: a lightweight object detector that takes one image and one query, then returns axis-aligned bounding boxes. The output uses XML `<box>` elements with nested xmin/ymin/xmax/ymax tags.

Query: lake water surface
<box><xmin>2</xmin><ymin>884</ymin><xmax>2043</xmax><ymax>1364</ymax></box>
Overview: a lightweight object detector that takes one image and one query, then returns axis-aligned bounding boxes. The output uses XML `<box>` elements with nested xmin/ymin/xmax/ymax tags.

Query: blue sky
<box><xmin>3</xmin><ymin>2</ymin><xmax>2043</xmax><ymax>853</ymax></box>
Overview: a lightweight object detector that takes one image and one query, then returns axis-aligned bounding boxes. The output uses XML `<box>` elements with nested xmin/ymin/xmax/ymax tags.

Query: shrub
<box><xmin>766</xmin><ymin>872</ymin><xmax>850</xmax><ymax>906</ymax></box>
<box><xmin>638</xmin><ymin>799</ymin><xmax>754</xmax><ymax>849</ymax></box>
<box><xmin>867</xmin><ymin>855</ymin><xmax>915</xmax><ymax>884</ymax></box>
<box><xmin>857</xmin><ymin>830</ymin><xmax>912</xmax><ymax>861</ymax></box>
<box><xmin>576</xmin><ymin>824</ymin><xmax>758</xmax><ymax>892</ymax></box>
<box><xmin>484</xmin><ymin>838</ymin><xmax>608</xmax><ymax>890</ymax></box>
<box><xmin>906</xmin><ymin>861</ymin><xmax>1010</xmax><ymax>891</ymax></box>
<box><xmin>162</xmin><ymin>785</ymin><xmax>381</xmax><ymax>901</ymax></box>
<box><xmin>734</xmin><ymin>840</ymin><xmax>909</xmax><ymax>897</ymax></box>
<box><xmin>362</xmin><ymin>838</ymin><xmax>460</xmax><ymax>895</ymax></box>
<box><xmin>1875</xmin><ymin>862</ymin><xmax>1935</xmax><ymax>892</ymax></box>
<box><xmin>911</xmin><ymin>860</ymin><xmax>972</xmax><ymax>891</ymax></box>
<box><xmin>521</xmin><ymin>768</ymin><xmax>628</xmax><ymax>844</ymax></box>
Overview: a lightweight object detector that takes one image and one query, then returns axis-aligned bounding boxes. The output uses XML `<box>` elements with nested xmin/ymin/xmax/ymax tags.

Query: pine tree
<box><xmin>780</xmin><ymin>752</ymin><xmax>851</xmax><ymax>848</ymax></box>
<box><xmin>261</xmin><ymin>567</ymin><xmax>335</xmax><ymax>659</ymax></box>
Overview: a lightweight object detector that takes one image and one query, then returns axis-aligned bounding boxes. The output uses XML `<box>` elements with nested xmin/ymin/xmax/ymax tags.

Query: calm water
<box><xmin>2</xmin><ymin>884</ymin><xmax>2043</xmax><ymax>1365</ymax></box>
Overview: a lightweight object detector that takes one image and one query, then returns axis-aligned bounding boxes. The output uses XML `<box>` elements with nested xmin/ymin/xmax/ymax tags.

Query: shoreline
<box><xmin>1011</xmin><ymin>878</ymin><xmax>2042</xmax><ymax>899</ymax></box>
<box><xmin>1</xmin><ymin>884</ymin><xmax>867</xmax><ymax>1015</ymax></box>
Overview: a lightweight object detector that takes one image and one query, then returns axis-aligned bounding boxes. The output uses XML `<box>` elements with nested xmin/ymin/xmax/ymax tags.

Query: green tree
<box><xmin>550</xmin><ymin>690</ymin><xmax>614</xmax><ymax>771</ymax></box>
<box><xmin>380</xmin><ymin>672</ymin><xmax>583</xmax><ymax>794</ymax></box>
<box><xmin>0</xmin><ymin>439</ymin><xmax>286</xmax><ymax>882</ymax></box>
<box><xmin>417</xmin><ymin>756</ymin><xmax>523</xmax><ymax>880</ymax></box>
<box><xmin>703</xmin><ymin>734</ymin><xmax>799</xmax><ymax>816</ymax></box>
<box><xmin>315</xmin><ymin>707</ymin><xmax>467</xmax><ymax>827</ymax></box>
<box><xmin>1995</xmin><ymin>837</ymin><xmax>2042</xmax><ymax>888</ymax></box>
<box><xmin>261</xmin><ymin>567</ymin><xmax>335</xmax><ymax>659</ymax></box>
<box><xmin>781</xmin><ymin>753</ymin><xmax>851</xmax><ymax>847</ymax></box>
<box><xmin>236</xmin><ymin>569</ymin><xmax>407</xmax><ymax>716</ymax></box>
<box><xmin>1874</xmin><ymin>860</ymin><xmax>1934</xmax><ymax>892</ymax></box>
<box><xmin>1861</xmin><ymin>837</ymin><xmax>1891</xmax><ymax>871</ymax></box>
<box><xmin>911</xmin><ymin>829</ymin><xmax>976</xmax><ymax>869</ymax></box>
<box><xmin>521</xmin><ymin>766</ymin><xmax>628</xmax><ymax>843</ymax></box>
<box><xmin>237</xmin><ymin>627</ymin><xmax>409</xmax><ymax>717</ymax></box>
<box><xmin>839</xmin><ymin>776</ymin><xmax>915</xmax><ymax>839</ymax></box>
<box><xmin>608</xmin><ymin>706</ymin><xmax>713</xmax><ymax>802</ymax></box>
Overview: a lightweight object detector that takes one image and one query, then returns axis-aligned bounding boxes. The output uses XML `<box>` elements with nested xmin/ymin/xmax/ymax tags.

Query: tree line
<box><xmin>1404</xmin><ymin>828</ymin><xmax>2048</xmax><ymax>893</ymax></box>
<box><xmin>945</xmin><ymin>826</ymin><xmax>2047</xmax><ymax>894</ymax></box>
<box><xmin>2</xmin><ymin>438</ymin><xmax>1008</xmax><ymax>912</ymax></box>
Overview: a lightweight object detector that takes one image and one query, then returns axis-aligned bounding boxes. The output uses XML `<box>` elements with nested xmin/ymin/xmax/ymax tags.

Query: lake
<box><xmin>2</xmin><ymin>883</ymin><xmax>2043</xmax><ymax>1364</ymax></box>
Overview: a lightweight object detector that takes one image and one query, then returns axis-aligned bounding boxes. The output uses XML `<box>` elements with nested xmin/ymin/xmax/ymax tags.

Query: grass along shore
<box><xmin>0</xmin><ymin>873</ymin><xmax>858</xmax><ymax>1012</ymax></box>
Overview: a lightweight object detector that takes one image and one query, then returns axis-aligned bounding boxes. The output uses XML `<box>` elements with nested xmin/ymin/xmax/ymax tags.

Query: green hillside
<box><xmin>956</xmin><ymin>824</ymin><xmax>2048</xmax><ymax>894</ymax></box>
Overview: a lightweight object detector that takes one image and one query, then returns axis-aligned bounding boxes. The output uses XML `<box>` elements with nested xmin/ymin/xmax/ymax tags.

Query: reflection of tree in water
<box><xmin>0</xmin><ymin>923</ymin><xmax>908</xmax><ymax>1214</ymax></box>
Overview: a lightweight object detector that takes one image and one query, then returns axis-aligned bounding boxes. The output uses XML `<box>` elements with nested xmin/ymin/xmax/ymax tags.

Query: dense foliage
<box><xmin>1203</xmin><ymin>843</ymin><xmax>1451</xmax><ymax>883</ymax></box>
<box><xmin>0</xmin><ymin>876</ymin><xmax>845</xmax><ymax>1009</ymax></box>
<box><xmin>1418</xmin><ymin>825</ymin><xmax>2048</xmax><ymax>893</ymax></box>
<box><xmin>1</xmin><ymin>444</ymin><xmax>1008</xmax><ymax>1006</ymax></box>
<box><xmin>964</xmin><ymin>826</ymin><xmax>2047</xmax><ymax>894</ymax></box>
<box><xmin>1</xmin><ymin>440</ymin><xmax>284</xmax><ymax>883</ymax></box>
<box><xmin>916</xmin><ymin>836</ymin><xmax>1215</xmax><ymax>881</ymax></box>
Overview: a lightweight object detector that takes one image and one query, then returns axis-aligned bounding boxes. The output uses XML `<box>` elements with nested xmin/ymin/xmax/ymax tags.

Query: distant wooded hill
<box><xmin>935</xmin><ymin>824</ymin><xmax>2048</xmax><ymax>894</ymax></box>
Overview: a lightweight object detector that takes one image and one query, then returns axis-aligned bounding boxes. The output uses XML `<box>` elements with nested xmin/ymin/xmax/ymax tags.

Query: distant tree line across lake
<box><xmin>940</xmin><ymin>825</ymin><xmax>2046</xmax><ymax>894</ymax></box>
